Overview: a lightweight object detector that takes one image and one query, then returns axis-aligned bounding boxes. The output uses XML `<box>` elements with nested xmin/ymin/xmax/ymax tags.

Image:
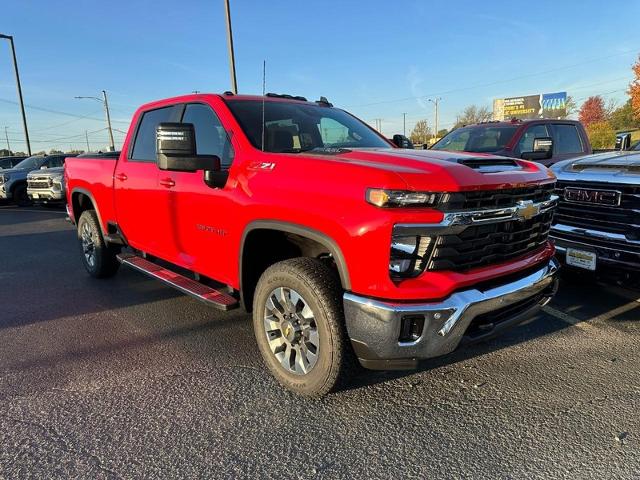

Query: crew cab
<box><xmin>0</xmin><ymin>154</ymin><xmax>74</xmax><ymax>205</ymax></box>
<box><xmin>431</xmin><ymin>119</ymin><xmax>591</xmax><ymax>167</ymax></box>
<box><xmin>65</xmin><ymin>93</ymin><xmax>559</xmax><ymax>396</ymax></box>
<box><xmin>551</xmin><ymin>151</ymin><xmax>640</xmax><ymax>276</ymax></box>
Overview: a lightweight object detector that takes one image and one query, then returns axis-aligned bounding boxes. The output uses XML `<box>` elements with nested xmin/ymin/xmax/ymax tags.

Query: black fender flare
<box><xmin>70</xmin><ymin>188</ymin><xmax>105</xmax><ymax>233</ymax></box>
<box><xmin>239</xmin><ymin>220</ymin><xmax>351</xmax><ymax>292</ymax></box>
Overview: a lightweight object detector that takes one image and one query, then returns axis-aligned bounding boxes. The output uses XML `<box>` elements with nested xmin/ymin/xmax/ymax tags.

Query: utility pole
<box><xmin>223</xmin><ymin>0</ymin><xmax>238</xmax><ymax>94</ymax></box>
<box><xmin>75</xmin><ymin>91</ymin><xmax>115</xmax><ymax>152</ymax></box>
<box><xmin>4</xmin><ymin>126</ymin><xmax>10</xmax><ymax>152</ymax></box>
<box><xmin>428</xmin><ymin>98</ymin><xmax>441</xmax><ymax>142</ymax></box>
<box><xmin>374</xmin><ymin>118</ymin><xmax>382</xmax><ymax>132</ymax></box>
<box><xmin>0</xmin><ymin>34</ymin><xmax>31</xmax><ymax>155</ymax></box>
<box><xmin>402</xmin><ymin>113</ymin><xmax>407</xmax><ymax>136</ymax></box>
<box><xmin>85</xmin><ymin>130</ymin><xmax>90</xmax><ymax>152</ymax></box>
<box><xmin>102</xmin><ymin>90</ymin><xmax>115</xmax><ymax>151</ymax></box>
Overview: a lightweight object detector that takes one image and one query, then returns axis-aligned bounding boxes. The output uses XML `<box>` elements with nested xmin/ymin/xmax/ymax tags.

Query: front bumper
<box><xmin>344</xmin><ymin>258</ymin><xmax>559</xmax><ymax>370</ymax></box>
<box><xmin>551</xmin><ymin>224</ymin><xmax>640</xmax><ymax>272</ymax></box>
<box><xmin>0</xmin><ymin>184</ymin><xmax>9</xmax><ymax>199</ymax></box>
<box><xmin>27</xmin><ymin>187</ymin><xmax>65</xmax><ymax>202</ymax></box>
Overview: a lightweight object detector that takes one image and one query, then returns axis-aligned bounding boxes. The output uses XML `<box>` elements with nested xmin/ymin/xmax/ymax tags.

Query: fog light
<box><xmin>399</xmin><ymin>315</ymin><xmax>425</xmax><ymax>342</ymax></box>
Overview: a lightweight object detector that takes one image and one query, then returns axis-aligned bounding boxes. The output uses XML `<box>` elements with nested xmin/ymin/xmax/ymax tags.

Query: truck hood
<box><xmin>27</xmin><ymin>166</ymin><xmax>64</xmax><ymax>177</ymax></box>
<box><xmin>552</xmin><ymin>151</ymin><xmax>640</xmax><ymax>184</ymax></box>
<box><xmin>291</xmin><ymin>148</ymin><xmax>554</xmax><ymax>191</ymax></box>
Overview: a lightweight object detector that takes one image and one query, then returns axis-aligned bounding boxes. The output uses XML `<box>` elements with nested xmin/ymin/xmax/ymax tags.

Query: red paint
<box><xmin>66</xmin><ymin>94</ymin><xmax>556</xmax><ymax>302</ymax></box>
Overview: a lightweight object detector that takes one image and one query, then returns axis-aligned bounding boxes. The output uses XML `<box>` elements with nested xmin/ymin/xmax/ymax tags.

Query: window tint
<box><xmin>518</xmin><ymin>124</ymin><xmax>549</xmax><ymax>153</ymax></box>
<box><xmin>431</xmin><ymin>126</ymin><xmax>517</xmax><ymax>153</ymax></box>
<box><xmin>551</xmin><ymin>124</ymin><xmax>583</xmax><ymax>154</ymax></box>
<box><xmin>46</xmin><ymin>156</ymin><xmax>64</xmax><ymax>168</ymax></box>
<box><xmin>225</xmin><ymin>100</ymin><xmax>390</xmax><ymax>152</ymax></box>
<box><xmin>181</xmin><ymin>103</ymin><xmax>234</xmax><ymax>167</ymax></box>
<box><xmin>131</xmin><ymin>106</ymin><xmax>176</xmax><ymax>161</ymax></box>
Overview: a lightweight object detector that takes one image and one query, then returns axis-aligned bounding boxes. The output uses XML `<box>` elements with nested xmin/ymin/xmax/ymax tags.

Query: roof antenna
<box><xmin>261</xmin><ymin>59</ymin><xmax>266</xmax><ymax>152</ymax></box>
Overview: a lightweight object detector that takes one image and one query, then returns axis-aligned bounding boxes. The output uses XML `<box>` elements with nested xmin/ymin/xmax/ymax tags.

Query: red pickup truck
<box><xmin>65</xmin><ymin>92</ymin><xmax>560</xmax><ymax>396</ymax></box>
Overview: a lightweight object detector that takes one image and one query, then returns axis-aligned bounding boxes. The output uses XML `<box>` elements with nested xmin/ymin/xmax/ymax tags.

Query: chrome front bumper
<box><xmin>27</xmin><ymin>187</ymin><xmax>64</xmax><ymax>201</ymax></box>
<box><xmin>343</xmin><ymin>258</ymin><xmax>559</xmax><ymax>370</ymax></box>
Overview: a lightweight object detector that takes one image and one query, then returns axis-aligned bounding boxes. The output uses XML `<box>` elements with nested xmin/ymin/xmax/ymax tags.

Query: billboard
<box><xmin>493</xmin><ymin>92</ymin><xmax>567</xmax><ymax>120</ymax></box>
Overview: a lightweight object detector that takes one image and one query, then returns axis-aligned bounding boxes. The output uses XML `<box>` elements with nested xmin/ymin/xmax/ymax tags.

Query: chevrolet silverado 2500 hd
<box><xmin>65</xmin><ymin>93</ymin><xmax>560</xmax><ymax>396</ymax></box>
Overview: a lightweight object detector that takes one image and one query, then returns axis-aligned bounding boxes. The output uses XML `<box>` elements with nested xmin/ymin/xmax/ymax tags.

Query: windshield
<box><xmin>225</xmin><ymin>100</ymin><xmax>391</xmax><ymax>152</ymax></box>
<box><xmin>431</xmin><ymin>125</ymin><xmax>518</xmax><ymax>153</ymax></box>
<box><xmin>13</xmin><ymin>156</ymin><xmax>45</xmax><ymax>170</ymax></box>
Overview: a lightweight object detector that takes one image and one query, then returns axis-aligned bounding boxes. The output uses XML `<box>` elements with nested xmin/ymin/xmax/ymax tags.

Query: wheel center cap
<box><xmin>281</xmin><ymin>320</ymin><xmax>301</xmax><ymax>343</ymax></box>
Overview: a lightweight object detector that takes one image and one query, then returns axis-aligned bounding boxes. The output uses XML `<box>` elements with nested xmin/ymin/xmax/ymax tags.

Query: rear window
<box><xmin>551</xmin><ymin>124</ymin><xmax>583</xmax><ymax>154</ymax></box>
<box><xmin>431</xmin><ymin>126</ymin><xmax>518</xmax><ymax>153</ymax></box>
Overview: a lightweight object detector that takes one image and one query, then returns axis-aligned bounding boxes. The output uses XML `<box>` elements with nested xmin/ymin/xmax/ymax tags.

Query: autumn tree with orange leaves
<box><xmin>578</xmin><ymin>96</ymin><xmax>607</xmax><ymax>127</ymax></box>
<box><xmin>630</xmin><ymin>54</ymin><xmax>640</xmax><ymax>121</ymax></box>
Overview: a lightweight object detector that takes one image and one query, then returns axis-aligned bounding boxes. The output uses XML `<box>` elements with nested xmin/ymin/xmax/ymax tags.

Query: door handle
<box><xmin>159</xmin><ymin>178</ymin><xmax>175</xmax><ymax>188</ymax></box>
<box><xmin>114</xmin><ymin>173</ymin><xmax>128</xmax><ymax>181</ymax></box>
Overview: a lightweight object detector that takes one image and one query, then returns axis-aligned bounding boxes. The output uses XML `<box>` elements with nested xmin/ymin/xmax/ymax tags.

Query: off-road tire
<box><xmin>77</xmin><ymin>210</ymin><xmax>120</xmax><ymax>278</ymax></box>
<box><xmin>253</xmin><ymin>257</ymin><xmax>357</xmax><ymax>397</ymax></box>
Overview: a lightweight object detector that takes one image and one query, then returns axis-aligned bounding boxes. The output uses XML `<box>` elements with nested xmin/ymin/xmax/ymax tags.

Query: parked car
<box><xmin>0</xmin><ymin>154</ymin><xmax>76</xmax><ymax>205</ymax></box>
<box><xmin>65</xmin><ymin>92</ymin><xmax>559</xmax><ymax>397</ymax></box>
<box><xmin>551</xmin><ymin>151</ymin><xmax>640</xmax><ymax>276</ymax></box>
<box><xmin>430</xmin><ymin>119</ymin><xmax>591</xmax><ymax>166</ymax></box>
<box><xmin>27</xmin><ymin>152</ymin><xmax>118</xmax><ymax>205</ymax></box>
<box><xmin>0</xmin><ymin>156</ymin><xmax>27</xmax><ymax>170</ymax></box>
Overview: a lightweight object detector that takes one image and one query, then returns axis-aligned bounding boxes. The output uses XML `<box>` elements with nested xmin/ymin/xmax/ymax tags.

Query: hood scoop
<box><xmin>457</xmin><ymin>157</ymin><xmax>522</xmax><ymax>173</ymax></box>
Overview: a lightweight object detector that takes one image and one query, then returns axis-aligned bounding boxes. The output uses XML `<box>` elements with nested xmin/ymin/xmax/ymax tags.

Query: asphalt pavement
<box><xmin>0</xmin><ymin>204</ymin><xmax>639</xmax><ymax>479</ymax></box>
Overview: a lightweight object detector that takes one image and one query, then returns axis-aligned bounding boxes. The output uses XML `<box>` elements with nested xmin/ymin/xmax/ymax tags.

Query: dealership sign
<box><xmin>493</xmin><ymin>92</ymin><xmax>567</xmax><ymax>120</ymax></box>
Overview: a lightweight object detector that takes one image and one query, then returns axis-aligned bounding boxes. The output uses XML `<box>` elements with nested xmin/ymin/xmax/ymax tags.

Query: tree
<box><xmin>410</xmin><ymin>119</ymin><xmax>431</xmax><ymax>145</ymax></box>
<box><xmin>629</xmin><ymin>54</ymin><xmax>640</xmax><ymax>121</ymax></box>
<box><xmin>586</xmin><ymin>121</ymin><xmax>616</xmax><ymax>149</ymax></box>
<box><xmin>0</xmin><ymin>148</ymin><xmax>11</xmax><ymax>156</ymax></box>
<box><xmin>579</xmin><ymin>96</ymin><xmax>606</xmax><ymax>127</ymax></box>
<box><xmin>437</xmin><ymin>128</ymin><xmax>449</xmax><ymax>139</ymax></box>
<box><xmin>49</xmin><ymin>149</ymin><xmax>63</xmax><ymax>155</ymax></box>
<box><xmin>454</xmin><ymin>105</ymin><xmax>492</xmax><ymax>128</ymax></box>
<box><xmin>560</xmin><ymin>95</ymin><xmax>577</xmax><ymax>119</ymax></box>
<box><xmin>609</xmin><ymin>99</ymin><xmax>640</xmax><ymax>130</ymax></box>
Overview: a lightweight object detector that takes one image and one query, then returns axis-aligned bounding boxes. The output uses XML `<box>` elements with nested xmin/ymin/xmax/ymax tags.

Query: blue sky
<box><xmin>1</xmin><ymin>0</ymin><xmax>639</xmax><ymax>152</ymax></box>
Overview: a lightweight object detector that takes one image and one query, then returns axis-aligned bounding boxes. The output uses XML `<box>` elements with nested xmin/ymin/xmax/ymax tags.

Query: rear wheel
<box><xmin>252</xmin><ymin>258</ymin><xmax>356</xmax><ymax>397</ymax></box>
<box><xmin>13</xmin><ymin>184</ymin><xmax>30</xmax><ymax>206</ymax></box>
<box><xmin>77</xmin><ymin>210</ymin><xmax>120</xmax><ymax>278</ymax></box>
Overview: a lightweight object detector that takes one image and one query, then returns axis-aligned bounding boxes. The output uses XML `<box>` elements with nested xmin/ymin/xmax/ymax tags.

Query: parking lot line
<box><xmin>542</xmin><ymin>305</ymin><xmax>586</xmax><ymax>326</ymax></box>
<box><xmin>0</xmin><ymin>208</ymin><xmax>67</xmax><ymax>215</ymax></box>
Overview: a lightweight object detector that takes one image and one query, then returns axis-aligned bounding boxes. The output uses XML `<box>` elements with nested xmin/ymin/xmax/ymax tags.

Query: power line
<box><xmin>0</xmin><ymin>97</ymin><xmax>129</xmax><ymax>124</ymax></box>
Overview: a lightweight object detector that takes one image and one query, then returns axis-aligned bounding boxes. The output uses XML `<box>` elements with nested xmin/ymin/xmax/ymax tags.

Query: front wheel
<box><xmin>77</xmin><ymin>210</ymin><xmax>120</xmax><ymax>278</ymax></box>
<box><xmin>252</xmin><ymin>258</ymin><xmax>356</xmax><ymax>397</ymax></box>
<box><xmin>13</xmin><ymin>184</ymin><xmax>30</xmax><ymax>206</ymax></box>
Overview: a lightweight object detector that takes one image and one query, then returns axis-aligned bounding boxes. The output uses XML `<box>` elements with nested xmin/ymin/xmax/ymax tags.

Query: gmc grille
<box><xmin>553</xmin><ymin>181</ymin><xmax>640</xmax><ymax>242</ymax></box>
<box><xmin>27</xmin><ymin>179</ymin><xmax>50</xmax><ymax>189</ymax></box>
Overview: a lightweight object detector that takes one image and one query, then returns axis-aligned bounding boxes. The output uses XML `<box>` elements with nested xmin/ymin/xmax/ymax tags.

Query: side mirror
<box><xmin>156</xmin><ymin>123</ymin><xmax>221</xmax><ymax>172</ymax></box>
<box><xmin>616</xmin><ymin>133</ymin><xmax>631</xmax><ymax>151</ymax></box>
<box><xmin>521</xmin><ymin>137</ymin><xmax>553</xmax><ymax>161</ymax></box>
<box><xmin>391</xmin><ymin>134</ymin><xmax>414</xmax><ymax>149</ymax></box>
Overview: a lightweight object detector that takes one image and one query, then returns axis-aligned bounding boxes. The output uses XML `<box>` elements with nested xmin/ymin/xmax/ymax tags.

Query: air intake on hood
<box><xmin>458</xmin><ymin>158</ymin><xmax>521</xmax><ymax>173</ymax></box>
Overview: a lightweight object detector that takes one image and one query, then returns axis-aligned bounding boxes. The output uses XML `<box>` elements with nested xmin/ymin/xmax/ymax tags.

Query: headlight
<box><xmin>390</xmin><ymin>234</ymin><xmax>434</xmax><ymax>278</ymax></box>
<box><xmin>367</xmin><ymin>188</ymin><xmax>441</xmax><ymax>208</ymax></box>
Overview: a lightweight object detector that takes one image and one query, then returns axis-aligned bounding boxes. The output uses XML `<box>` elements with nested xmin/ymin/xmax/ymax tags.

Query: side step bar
<box><xmin>117</xmin><ymin>253</ymin><xmax>239</xmax><ymax>311</ymax></box>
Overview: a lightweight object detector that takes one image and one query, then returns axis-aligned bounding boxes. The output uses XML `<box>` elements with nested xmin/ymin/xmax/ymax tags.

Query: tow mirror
<box><xmin>156</xmin><ymin>123</ymin><xmax>221</xmax><ymax>172</ymax></box>
<box><xmin>616</xmin><ymin>133</ymin><xmax>631</xmax><ymax>151</ymax></box>
<box><xmin>521</xmin><ymin>137</ymin><xmax>553</xmax><ymax>161</ymax></box>
<box><xmin>391</xmin><ymin>134</ymin><xmax>414</xmax><ymax>149</ymax></box>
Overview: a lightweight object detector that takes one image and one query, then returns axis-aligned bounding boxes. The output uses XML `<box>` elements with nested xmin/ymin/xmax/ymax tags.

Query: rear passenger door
<box><xmin>550</xmin><ymin>123</ymin><xmax>586</xmax><ymax>163</ymax></box>
<box><xmin>114</xmin><ymin>105</ymin><xmax>180</xmax><ymax>256</ymax></box>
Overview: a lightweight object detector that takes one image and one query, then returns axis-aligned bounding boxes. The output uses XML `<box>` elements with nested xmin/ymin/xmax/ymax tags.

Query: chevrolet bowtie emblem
<box><xmin>515</xmin><ymin>200</ymin><xmax>539</xmax><ymax>221</ymax></box>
